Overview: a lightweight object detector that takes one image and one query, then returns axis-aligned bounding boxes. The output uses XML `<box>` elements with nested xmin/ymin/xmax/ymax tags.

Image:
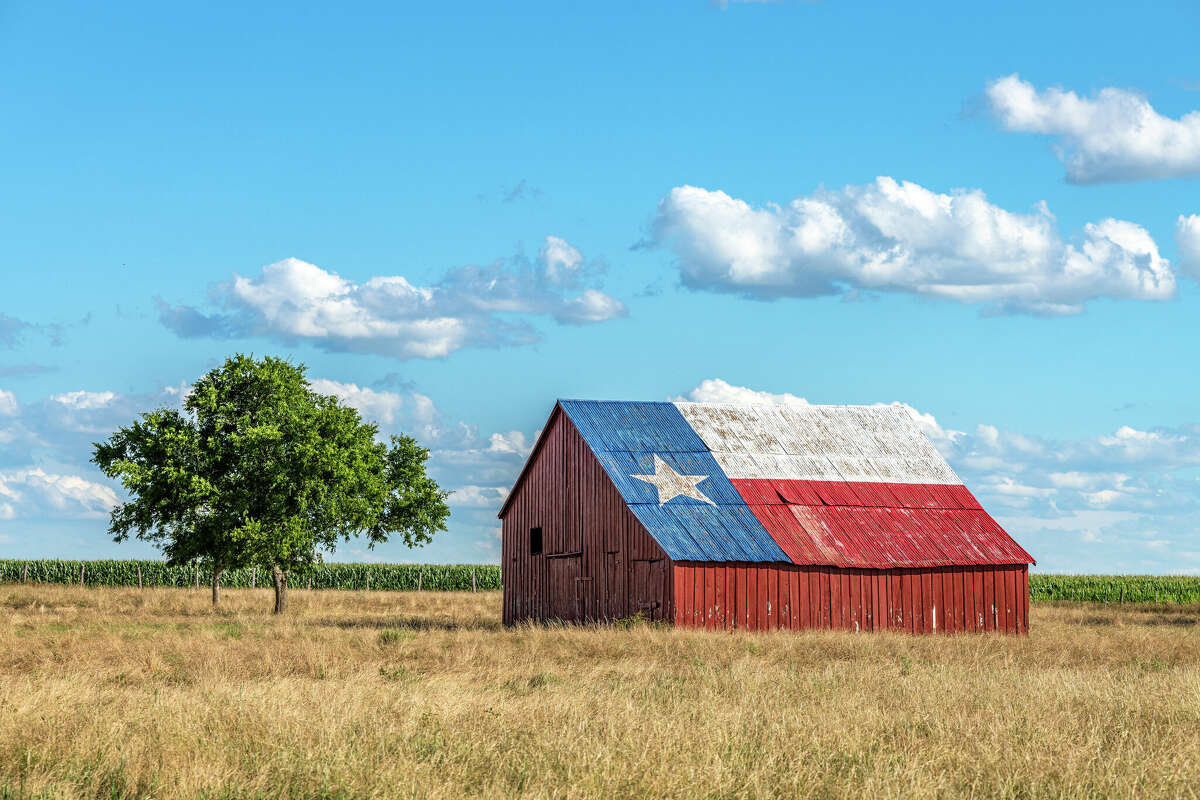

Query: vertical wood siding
<box><xmin>502</xmin><ymin>410</ymin><xmax>672</xmax><ymax>625</ymax></box>
<box><xmin>671</xmin><ymin>563</ymin><xmax>1029</xmax><ymax>634</ymax></box>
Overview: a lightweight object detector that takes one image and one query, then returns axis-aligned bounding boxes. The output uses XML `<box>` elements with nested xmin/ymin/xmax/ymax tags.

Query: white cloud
<box><xmin>538</xmin><ymin>236</ymin><xmax>583</xmax><ymax>285</ymax></box>
<box><xmin>0</xmin><ymin>389</ymin><xmax>17</xmax><ymax>416</ymax></box>
<box><xmin>1048</xmin><ymin>471</ymin><xmax>1129</xmax><ymax>490</ymax></box>
<box><xmin>308</xmin><ymin>379</ymin><xmax>409</xmax><ymax>426</ymax></box>
<box><xmin>1177</xmin><ymin>214</ymin><xmax>1200</xmax><ymax>279</ymax></box>
<box><xmin>0</xmin><ymin>468</ymin><xmax>118</xmax><ymax>518</ymax></box>
<box><xmin>486</xmin><ymin>431</ymin><xmax>533</xmax><ymax>457</ymax></box>
<box><xmin>653</xmin><ymin>179</ymin><xmax>1175</xmax><ymax>315</ymax></box>
<box><xmin>450</xmin><ymin>485</ymin><xmax>509</xmax><ymax>508</ymax></box>
<box><xmin>1084</xmin><ymin>489</ymin><xmax>1124</xmax><ymax>508</ymax></box>
<box><xmin>673</xmin><ymin>377</ymin><xmax>811</xmax><ymax>408</ymax></box>
<box><xmin>978</xmin><ymin>476</ymin><xmax>1056</xmax><ymax>500</ymax></box>
<box><xmin>558</xmin><ymin>289</ymin><xmax>628</xmax><ymax>324</ymax></box>
<box><xmin>158</xmin><ymin>237</ymin><xmax>626</xmax><ymax>359</ymax></box>
<box><xmin>49</xmin><ymin>390</ymin><xmax>118</xmax><ymax>410</ymax></box>
<box><xmin>986</xmin><ymin>74</ymin><xmax>1200</xmax><ymax>183</ymax></box>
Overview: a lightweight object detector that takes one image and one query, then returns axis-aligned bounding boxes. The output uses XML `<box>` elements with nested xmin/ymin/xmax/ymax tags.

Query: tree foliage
<box><xmin>92</xmin><ymin>355</ymin><xmax>451</xmax><ymax>611</ymax></box>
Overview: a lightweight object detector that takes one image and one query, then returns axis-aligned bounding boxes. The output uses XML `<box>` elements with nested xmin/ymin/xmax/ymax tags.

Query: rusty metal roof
<box><xmin>553</xmin><ymin>399</ymin><xmax>1033</xmax><ymax>568</ymax></box>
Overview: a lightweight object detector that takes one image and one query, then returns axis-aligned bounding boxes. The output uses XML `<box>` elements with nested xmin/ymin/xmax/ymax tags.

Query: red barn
<box><xmin>499</xmin><ymin>400</ymin><xmax>1034</xmax><ymax>634</ymax></box>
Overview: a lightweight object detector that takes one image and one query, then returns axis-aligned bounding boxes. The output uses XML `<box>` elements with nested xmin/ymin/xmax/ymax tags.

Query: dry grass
<box><xmin>1</xmin><ymin>587</ymin><xmax>1199</xmax><ymax>799</ymax></box>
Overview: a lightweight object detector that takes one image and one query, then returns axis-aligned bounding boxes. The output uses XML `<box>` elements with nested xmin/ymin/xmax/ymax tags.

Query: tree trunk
<box><xmin>271</xmin><ymin>565</ymin><xmax>289</xmax><ymax>614</ymax></box>
<box><xmin>212</xmin><ymin>567</ymin><xmax>224</xmax><ymax>606</ymax></box>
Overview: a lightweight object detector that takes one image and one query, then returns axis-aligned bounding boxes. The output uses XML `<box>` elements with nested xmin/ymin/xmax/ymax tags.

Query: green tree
<box><xmin>92</xmin><ymin>354</ymin><xmax>450</xmax><ymax>613</ymax></box>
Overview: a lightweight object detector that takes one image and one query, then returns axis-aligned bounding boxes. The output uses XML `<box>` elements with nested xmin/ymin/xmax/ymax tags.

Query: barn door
<box><xmin>548</xmin><ymin>556</ymin><xmax>581</xmax><ymax>621</ymax></box>
<box><xmin>633</xmin><ymin>558</ymin><xmax>666</xmax><ymax>621</ymax></box>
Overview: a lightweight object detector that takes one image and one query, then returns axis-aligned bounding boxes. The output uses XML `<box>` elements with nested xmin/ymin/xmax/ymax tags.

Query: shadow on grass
<box><xmin>312</xmin><ymin>615</ymin><xmax>504</xmax><ymax>633</ymax></box>
<box><xmin>1068</xmin><ymin>612</ymin><xmax>1198</xmax><ymax>627</ymax></box>
<box><xmin>1140</xmin><ymin>615</ymin><xmax>1199</xmax><ymax>627</ymax></box>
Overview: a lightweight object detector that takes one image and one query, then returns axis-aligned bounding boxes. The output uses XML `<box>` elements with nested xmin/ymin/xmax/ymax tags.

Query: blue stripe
<box><xmin>560</xmin><ymin>400</ymin><xmax>790</xmax><ymax>563</ymax></box>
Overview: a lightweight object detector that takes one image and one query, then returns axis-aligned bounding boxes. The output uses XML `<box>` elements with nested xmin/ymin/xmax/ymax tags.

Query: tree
<box><xmin>93</xmin><ymin>354</ymin><xmax>450</xmax><ymax>613</ymax></box>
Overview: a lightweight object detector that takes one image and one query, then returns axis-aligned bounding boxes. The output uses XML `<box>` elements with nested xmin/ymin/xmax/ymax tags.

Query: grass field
<box><xmin>2</xmin><ymin>587</ymin><xmax>1200</xmax><ymax>799</ymax></box>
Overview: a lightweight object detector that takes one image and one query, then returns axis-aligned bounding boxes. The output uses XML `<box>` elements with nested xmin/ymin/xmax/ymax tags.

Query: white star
<box><xmin>631</xmin><ymin>455</ymin><xmax>716</xmax><ymax>506</ymax></box>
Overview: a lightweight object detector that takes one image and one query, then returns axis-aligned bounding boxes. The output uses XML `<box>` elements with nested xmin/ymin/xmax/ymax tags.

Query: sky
<box><xmin>2</xmin><ymin>0</ymin><xmax>1200</xmax><ymax>573</ymax></box>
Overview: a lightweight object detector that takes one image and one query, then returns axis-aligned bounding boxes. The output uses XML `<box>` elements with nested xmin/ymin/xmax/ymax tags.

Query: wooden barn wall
<box><xmin>502</xmin><ymin>409</ymin><xmax>671</xmax><ymax>625</ymax></box>
<box><xmin>671</xmin><ymin>563</ymin><xmax>1029</xmax><ymax>634</ymax></box>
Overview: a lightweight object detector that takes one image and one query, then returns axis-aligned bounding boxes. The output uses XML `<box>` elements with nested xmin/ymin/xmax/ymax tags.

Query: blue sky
<box><xmin>3</xmin><ymin>0</ymin><xmax>1200</xmax><ymax>572</ymax></box>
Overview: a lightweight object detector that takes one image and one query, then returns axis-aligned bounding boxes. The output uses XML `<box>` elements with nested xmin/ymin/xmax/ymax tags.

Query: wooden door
<box><xmin>548</xmin><ymin>556</ymin><xmax>581</xmax><ymax>620</ymax></box>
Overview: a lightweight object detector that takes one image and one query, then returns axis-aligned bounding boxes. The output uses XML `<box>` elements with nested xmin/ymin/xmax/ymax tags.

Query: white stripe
<box><xmin>674</xmin><ymin>401</ymin><xmax>962</xmax><ymax>485</ymax></box>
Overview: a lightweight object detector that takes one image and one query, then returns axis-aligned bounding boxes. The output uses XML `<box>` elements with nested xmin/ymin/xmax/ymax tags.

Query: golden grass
<box><xmin>1</xmin><ymin>587</ymin><xmax>1199</xmax><ymax>799</ymax></box>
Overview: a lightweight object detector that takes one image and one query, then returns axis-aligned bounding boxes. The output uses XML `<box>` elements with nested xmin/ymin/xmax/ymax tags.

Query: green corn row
<box><xmin>1029</xmin><ymin>574</ymin><xmax>1200</xmax><ymax>604</ymax></box>
<box><xmin>0</xmin><ymin>559</ymin><xmax>502</xmax><ymax>591</ymax></box>
<box><xmin>4</xmin><ymin>561</ymin><xmax>1198</xmax><ymax>603</ymax></box>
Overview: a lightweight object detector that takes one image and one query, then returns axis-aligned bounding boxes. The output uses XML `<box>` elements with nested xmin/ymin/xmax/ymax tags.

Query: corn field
<box><xmin>0</xmin><ymin>559</ymin><xmax>501</xmax><ymax>592</ymax></box>
<box><xmin>1029</xmin><ymin>574</ymin><xmax>1200</xmax><ymax>604</ymax></box>
<box><xmin>3</xmin><ymin>561</ymin><xmax>1199</xmax><ymax>603</ymax></box>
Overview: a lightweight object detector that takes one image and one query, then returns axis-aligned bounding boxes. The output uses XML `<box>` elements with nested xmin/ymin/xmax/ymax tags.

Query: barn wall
<box><xmin>502</xmin><ymin>409</ymin><xmax>671</xmax><ymax>625</ymax></box>
<box><xmin>672</xmin><ymin>563</ymin><xmax>1029</xmax><ymax>634</ymax></box>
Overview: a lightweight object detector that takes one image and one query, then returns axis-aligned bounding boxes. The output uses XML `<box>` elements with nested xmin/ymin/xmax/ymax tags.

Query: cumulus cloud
<box><xmin>653</xmin><ymin>179</ymin><xmax>1175</xmax><ymax>315</ymax></box>
<box><xmin>485</xmin><ymin>430</ymin><xmax>534</xmax><ymax>457</ymax></box>
<box><xmin>0</xmin><ymin>468</ymin><xmax>118</xmax><ymax>518</ymax></box>
<box><xmin>309</xmin><ymin>379</ymin><xmax>411</xmax><ymax>426</ymax></box>
<box><xmin>1177</xmin><ymin>214</ymin><xmax>1200</xmax><ymax>279</ymax></box>
<box><xmin>538</xmin><ymin>236</ymin><xmax>584</xmax><ymax>285</ymax></box>
<box><xmin>450</xmin><ymin>485</ymin><xmax>509</xmax><ymax>508</ymax></box>
<box><xmin>986</xmin><ymin>74</ymin><xmax>1200</xmax><ymax>183</ymax></box>
<box><xmin>49</xmin><ymin>390</ymin><xmax>118</xmax><ymax>410</ymax></box>
<box><xmin>157</xmin><ymin>237</ymin><xmax>626</xmax><ymax>360</ymax></box>
<box><xmin>673</xmin><ymin>377</ymin><xmax>811</xmax><ymax>408</ymax></box>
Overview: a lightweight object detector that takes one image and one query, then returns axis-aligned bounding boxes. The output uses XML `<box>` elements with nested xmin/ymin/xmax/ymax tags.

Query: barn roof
<box><xmin>503</xmin><ymin>399</ymin><xmax>1034</xmax><ymax>568</ymax></box>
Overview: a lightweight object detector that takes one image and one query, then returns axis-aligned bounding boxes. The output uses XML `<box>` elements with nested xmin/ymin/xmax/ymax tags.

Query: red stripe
<box><xmin>731</xmin><ymin>478</ymin><xmax>1033</xmax><ymax>569</ymax></box>
<box><xmin>735</xmin><ymin>479</ymin><xmax>976</xmax><ymax>510</ymax></box>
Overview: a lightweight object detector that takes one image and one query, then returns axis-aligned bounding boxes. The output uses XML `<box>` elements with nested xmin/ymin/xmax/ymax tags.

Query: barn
<box><xmin>499</xmin><ymin>400</ymin><xmax>1035</xmax><ymax>634</ymax></box>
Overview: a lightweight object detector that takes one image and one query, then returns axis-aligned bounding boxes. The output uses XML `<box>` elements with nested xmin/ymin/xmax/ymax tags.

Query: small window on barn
<box><xmin>530</xmin><ymin>526</ymin><xmax>543</xmax><ymax>556</ymax></box>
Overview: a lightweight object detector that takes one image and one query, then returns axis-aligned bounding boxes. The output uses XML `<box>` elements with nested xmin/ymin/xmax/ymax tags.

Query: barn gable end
<box><xmin>501</xmin><ymin>405</ymin><xmax>671</xmax><ymax>625</ymax></box>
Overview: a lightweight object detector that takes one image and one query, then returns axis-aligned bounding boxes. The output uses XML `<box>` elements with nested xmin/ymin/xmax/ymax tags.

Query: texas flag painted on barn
<box><xmin>557</xmin><ymin>400</ymin><xmax>1033</xmax><ymax>568</ymax></box>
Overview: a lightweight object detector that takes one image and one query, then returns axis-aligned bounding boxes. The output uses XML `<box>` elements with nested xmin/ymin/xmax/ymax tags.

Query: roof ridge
<box><xmin>559</xmin><ymin>398</ymin><xmax>902</xmax><ymax>410</ymax></box>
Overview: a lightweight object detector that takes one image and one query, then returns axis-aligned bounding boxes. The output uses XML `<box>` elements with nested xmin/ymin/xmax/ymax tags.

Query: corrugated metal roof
<box><xmin>552</xmin><ymin>399</ymin><xmax>1033</xmax><ymax>567</ymax></box>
